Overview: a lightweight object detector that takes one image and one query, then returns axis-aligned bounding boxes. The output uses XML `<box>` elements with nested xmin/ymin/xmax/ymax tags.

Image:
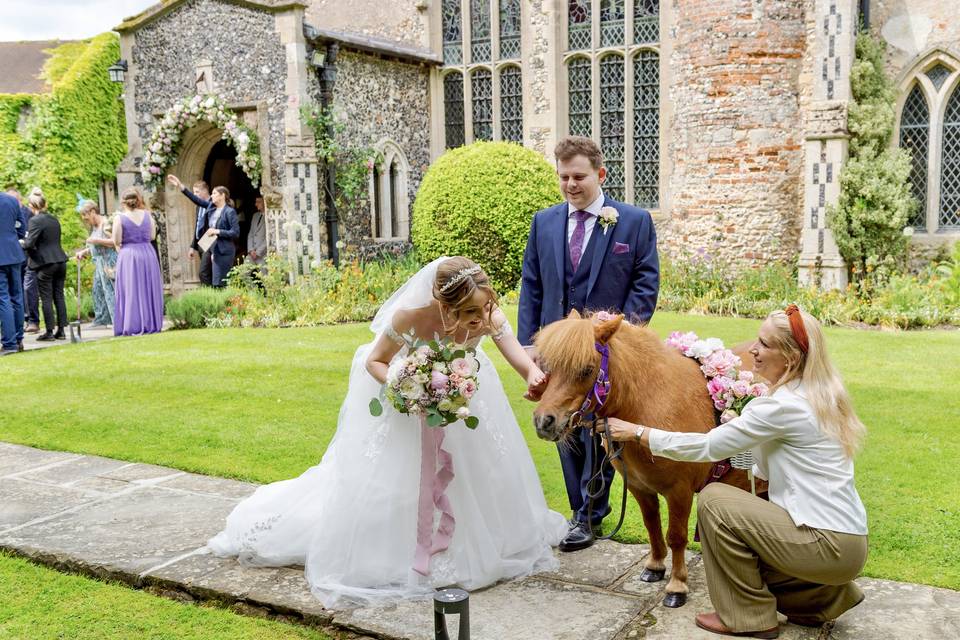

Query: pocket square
<box><xmin>613</xmin><ymin>242</ymin><xmax>630</xmax><ymax>255</ymax></box>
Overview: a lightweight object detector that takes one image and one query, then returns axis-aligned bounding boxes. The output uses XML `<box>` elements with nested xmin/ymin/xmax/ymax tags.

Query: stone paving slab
<box><xmin>2</xmin><ymin>442</ymin><xmax>959</xmax><ymax>640</ymax></box>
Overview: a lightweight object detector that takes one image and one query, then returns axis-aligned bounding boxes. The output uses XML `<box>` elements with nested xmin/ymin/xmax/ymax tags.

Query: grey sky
<box><xmin>0</xmin><ymin>0</ymin><xmax>159</xmax><ymax>41</ymax></box>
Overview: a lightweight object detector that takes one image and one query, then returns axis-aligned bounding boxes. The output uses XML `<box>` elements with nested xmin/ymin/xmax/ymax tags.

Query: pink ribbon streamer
<box><xmin>412</xmin><ymin>416</ymin><xmax>456</xmax><ymax>576</ymax></box>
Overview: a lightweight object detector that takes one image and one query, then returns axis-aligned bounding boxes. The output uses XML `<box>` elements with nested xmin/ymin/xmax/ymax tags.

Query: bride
<box><xmin>208</xmin><ymin>256</ymin><xmax>568</xmax><ymax>607</ymax></box>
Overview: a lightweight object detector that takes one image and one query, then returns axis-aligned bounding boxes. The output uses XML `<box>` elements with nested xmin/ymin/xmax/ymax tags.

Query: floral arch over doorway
<box><xmin>140</xmin><ymin>94</ymin><xmax>262</xmax><ymax>189</ymax></box>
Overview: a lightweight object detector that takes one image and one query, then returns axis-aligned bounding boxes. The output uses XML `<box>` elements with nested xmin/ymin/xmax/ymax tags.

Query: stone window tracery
<box><xmin>897</xmin><ymin>57</ymin><xmax>960</xmax><ymax>233</ymax></box>
<box><xmin>370</xmin><ymin>142</ymin><xmax>411</xmax><ymax>240</ymax></box>
<box><xmin>563</xmin><ymin>0</ymin><xmax>660</xmax><ymax>207</ymax></box>
<box><xmin>440</xmin><ymin>1</ymin><xmax>524</xmax><ymax>147</ymax></box>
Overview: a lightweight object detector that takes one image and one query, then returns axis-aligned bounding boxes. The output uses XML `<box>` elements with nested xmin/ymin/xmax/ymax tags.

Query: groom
<box><xmin>519</xmin><ymin>135</ymin><xmax>659</xmax><ymax>552</ymax></box>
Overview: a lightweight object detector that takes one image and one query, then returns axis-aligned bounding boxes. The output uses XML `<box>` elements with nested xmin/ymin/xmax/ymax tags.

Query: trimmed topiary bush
<box><xmin>412</xmin><ymin>141</ymin><xmax>562</xmax><ymax>291</ymax></box>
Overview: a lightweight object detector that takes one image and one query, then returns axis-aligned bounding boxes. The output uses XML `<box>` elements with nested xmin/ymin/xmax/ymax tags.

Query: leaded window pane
<box><xmin>500</xmin><ymin>65</ymin><xmax>523</xmax><ymax>143</ymax></box>
<box><xmin>444</xmin><ymin>72</ymin><xmax>465</xmax><ymax>149</ymax></box>
<box><xmin>600</xmin><ymin>0</ymin><xmax>625</xmax><ymax>48</ymax></box>
<box><xmin>389</xmin><ymin>160</ymin><xmax>400</xmax><ymax>237</ymax></box>
<box><xmin>471</xmin><ymin>0</ymin><xmax>491</xmax><ymax>62</ymax></box>
<box><xmin>899</xmin><ymin>85</ymin><xmax>929</xmax><ymax>230</ymax></box>
<box><xmin>499</xmin><ymin>0</ymin><xmax>521</xmax><ymax>60</ymax></box>
<box><xmin>472</xmin><ymin>69</ymin><xmax>493</xmax><ymax>141</ymax></box>
<box><xmin>926</xmin><ymin>64</ymin><xmax>951</xmax><ymax>92</ymax></box>
<box><xmin>634</xmin><ymin>0</ymin><xmax>659</xmax><ymax>45</ymax></box>
<box><xmin>633</xmin><ymin>50</ymin><xmax>659</xmax><ymax>209</ymax></box>
<box><xmin>567</xmin><ymin>0</ymin><xmax>591</xmax><ymax>51</ymax></box>
<box><xmin>600</xmin><ymin>54</ymin><xmax>625</xmax><ymax>202</ymax></box>
<box><xmin>939</xmin><ymin>86</ymin><xmax>960</xmax><ymax>228</ymax></box>
<box><xmin>373</xmin><ymin>165</ymin><xmax>382</xmax><ymax>237</ymax></box>
<box><xmin>442</xmin><ymin>0</ymin><xmax>462</xmax><ymax>65</ymax></box>
<box><xmin>567</xmin><ymin>57</ymin><xmax>592</xmax><ymax>137</ymax></box>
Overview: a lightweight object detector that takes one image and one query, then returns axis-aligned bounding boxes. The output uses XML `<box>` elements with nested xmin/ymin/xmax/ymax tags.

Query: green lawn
<box><xmin>2</xmin><ymin>309</ymin><xmax>958</xmax><ymax>594</ymax></box>
<box><xmin>0</xmin><ymin>552</ymin><xmax>330</xmax><ymax>640</ymax></box>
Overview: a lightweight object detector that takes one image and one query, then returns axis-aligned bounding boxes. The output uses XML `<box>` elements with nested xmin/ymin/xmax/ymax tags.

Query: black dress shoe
<box><xmin>36</xmin><ymin>333</ymin><xmax>56</xmax><ymax>342</ymax></box>
<box><xmin>17</xmin><ymin>340</ymin><xmax>24</xmax><ymax>352</ymax></box>
<box><xmin>54</xmin><ymin>329</ymin><xmax>66</xmax><ymax>340</ymax></box>
<box><xmin>559</xmin><ymin>520</ymin><xmax>595</xmax><ymax>552</ymax></box>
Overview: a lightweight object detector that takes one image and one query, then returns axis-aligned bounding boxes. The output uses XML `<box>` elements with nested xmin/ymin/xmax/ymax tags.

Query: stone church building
<box><xmin>112</xmin><ymin>0</ymin><xmax>959</xmax><ymax>292</ymax></box>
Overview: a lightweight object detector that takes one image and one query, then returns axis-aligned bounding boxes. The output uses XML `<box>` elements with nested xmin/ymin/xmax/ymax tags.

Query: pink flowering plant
<box><xmin>369</xmin><ymin>339</ymin><xmax>481</xmax><ymax>429</ymax></box>
<box><xmin>665</xmin><ymin>331</ymin><xmax>768</xmax><ymax>424</ymax></box>
<box><xmin>140</xmin><ymin>94</ymin><xmax>261</xmax><ymax>189</ymax></box>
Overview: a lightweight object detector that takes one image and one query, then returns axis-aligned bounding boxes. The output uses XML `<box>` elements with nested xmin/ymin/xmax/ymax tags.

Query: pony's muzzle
<box><xmin>534</xmin><ymin>413</ymin><xmax>562</xmax><ymax>441</ymax></box>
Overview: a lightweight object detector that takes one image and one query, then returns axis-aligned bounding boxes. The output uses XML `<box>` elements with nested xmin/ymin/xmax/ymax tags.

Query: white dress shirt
<box><xmin>647</xmin><ymin>382</ymin><xmax>868</xmax><ymax>535</ymax></box>
<box><xmin>566</xmin><ymin>190</ymin><xmax>605</xmax><ymax>249</ymax></box>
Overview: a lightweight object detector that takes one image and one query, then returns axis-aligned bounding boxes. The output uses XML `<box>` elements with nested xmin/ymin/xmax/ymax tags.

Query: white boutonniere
<box><xmin>598</xmin><ymin>206</ymin><xmax>619</xmax><ymax>235</ymax></box>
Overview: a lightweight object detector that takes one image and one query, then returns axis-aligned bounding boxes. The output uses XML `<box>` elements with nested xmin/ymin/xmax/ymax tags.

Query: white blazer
<box><xmin>648</xmin><ymin>382</ymin><xmax>868</xmax><ymax>535</ymax></box>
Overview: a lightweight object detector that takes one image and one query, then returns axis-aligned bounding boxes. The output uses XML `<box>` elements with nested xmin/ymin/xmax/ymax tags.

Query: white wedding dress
<box><xmin>208</xmin><ymin>258</ymin><xmax>567</xmax><ymax>608</ymax></box>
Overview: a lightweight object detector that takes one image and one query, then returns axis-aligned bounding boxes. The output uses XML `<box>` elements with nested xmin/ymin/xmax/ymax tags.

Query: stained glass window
<box><xmin>926</xmin><ymin>64</ymin><xmax>951</xmax><ymax>92</ymax></box>
<box><xmin>500</xmin><ymin>65</ymin><xmax>523</xmax><ymax>142</ymax></box>
<box><xmin>568</xmin><ymin>0</ymin><xmax>591</xmax><ymax>51</ymax></box>
<box><xmin>939</xmin><ymin>86</ymin><xmax>960</xmax><ymax>228</ymax></box>
<box><xmin>600</xmin><ymin>0</ymin><xmax>624</xmax><ymax>48</ymax></box>
<box><xmin>472</xmin><ymin>69</ymin><xmax>493</xmax><ymax>141</ymax></box>
<box><xmin>444</xmin><ymin>72</ymin><xmax>465</xmax><ymax>149</ymax></box>
<box><xmin>600</xmin><ymin>54</ymin><xmax>625</xmax><ymax>201</ymax></box>
<box><xmin>471</xmin><ymin>0</ymin><xmax>491</xmax><ymax>63</ymax></box>
<box><xmin>568</xmin><ymin>57</ymin><xmax>592</xmax><ymax>137</ymax></box>
<box><xmin>899</xmin><ymin>85</ymin><xmax>929</xmax><ymax>230</ymax></box>
<box><xmin>633</xmin><ymin>0</ymin><xmax>659</xmax><ymax>45</ymax></box>
<box><xmin>499</xmin><ymin>0</ymin><xmax>521</xmax><ymax>59</ymax></box>
<box><xmin>633</xmin><ymin>50</ymin><xmax>659</xmax><ymax>208</ymax></box>
<box><xmin>442</xmin><ymin>0</ymin><xmax>462</xmax><ymax>65</ymax></box>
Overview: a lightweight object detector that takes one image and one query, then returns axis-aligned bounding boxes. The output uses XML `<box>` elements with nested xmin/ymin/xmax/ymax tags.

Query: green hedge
<box><xmin>411</xmin><ymin>141</ymin><xmax>562</xmax><ymax>291</ymax></box>
<box><xmin>0</xmin><ymin>35</ymin><xmax>126</xmax><ymax>253</ymax></box>
<box><xmin>166</xmin><ymin>287</ymin><xmax>238</xmax><ymax>329</ymax></box>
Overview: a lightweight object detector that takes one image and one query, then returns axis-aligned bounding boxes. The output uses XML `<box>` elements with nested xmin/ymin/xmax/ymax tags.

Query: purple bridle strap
<box><xmin>572</xmin><ymin>341</ymin><xmax>611</xmax><ymax>423</ymax></box>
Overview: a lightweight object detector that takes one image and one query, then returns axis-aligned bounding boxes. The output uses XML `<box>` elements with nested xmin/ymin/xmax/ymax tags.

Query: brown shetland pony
<box><xmin>533</xmin><ymin>310</ymin><xmax>759</xmax><ymax>608</ymax></box>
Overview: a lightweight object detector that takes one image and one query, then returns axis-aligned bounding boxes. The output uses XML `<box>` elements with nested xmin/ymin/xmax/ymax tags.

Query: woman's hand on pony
<box><xmin>524</xmin><ymin>371</ymin><xmax>549</xmax><ymax>402</ymax></box>
<box><xmin>596</xmin><ymin>417</ymin><xmax>652</xmax><ymax>445</ymax></box>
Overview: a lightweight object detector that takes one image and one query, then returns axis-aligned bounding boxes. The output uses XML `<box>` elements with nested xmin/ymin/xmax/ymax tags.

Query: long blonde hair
<box><xmin>766</xmin><ymin>307</ymin><xmax>865</xmax><ymax>457</ymax></box>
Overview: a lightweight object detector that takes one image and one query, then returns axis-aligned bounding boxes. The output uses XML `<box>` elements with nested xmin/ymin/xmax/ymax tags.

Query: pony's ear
<box><xmin>594</xmin><ymin>314</ymin><xmax>624</xmax><ymax>343</ymax></box>
<box><xmin>568</xmin><ymin>309</ymin><xmax>582</xmax><ymax>320</ymax></box>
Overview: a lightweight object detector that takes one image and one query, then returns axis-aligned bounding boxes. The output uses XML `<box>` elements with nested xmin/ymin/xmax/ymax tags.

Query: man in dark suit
<box><xmin>5</xmin><ymin>188</ymin><xmax>39</xmax><ymax>332</ymax></box>
<box><xmin>519</xmin><ymin>135</ymin><xmax>660</xmax><ymax>552</ymax></box>
<box><xmin>168</xmin><ymin>175</ymin><xmax>239</xmax><ymax>288</ymax></box>
<box><xmin>168</xmin><ymin>175</ymin><xmax>215</xmax><ymax>286</ymax></box>
<box><xmin>0</xmin><ymin>192</ymin><xmax>27</xmax><ymax>355</ymax></box>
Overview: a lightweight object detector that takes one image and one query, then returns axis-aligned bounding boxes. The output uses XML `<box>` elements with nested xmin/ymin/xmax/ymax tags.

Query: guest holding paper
<box><xmin>167</xmin><ymin>175</ymin><xmax>239</xmax><ymax>287</ymax></box>
<box><xmin>112</xmin><ymin>188</ymin><xmax>163</xmax><ymax>336</ymax></box>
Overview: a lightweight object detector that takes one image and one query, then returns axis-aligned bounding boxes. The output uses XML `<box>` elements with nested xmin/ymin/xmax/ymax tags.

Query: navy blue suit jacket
<box><xmin>0</xmin><ymin>193</ymin><xmax>26</xmax><ymax>267</ymax></box>
<box><xmin>518</xmin><ymin>196</ymin><xmax>659</xmax><ymax>346</ymax></box>
<box><xmin>182</xmin><ymin>189</ymin><xmax>239</xmax><ymax>256</ymax></box>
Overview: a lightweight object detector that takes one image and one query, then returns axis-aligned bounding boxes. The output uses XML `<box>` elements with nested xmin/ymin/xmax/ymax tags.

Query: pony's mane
<box><xmin>535</xmin><ymin>317</ymin><xmax>598</xmax><ymax>376</ymax></box>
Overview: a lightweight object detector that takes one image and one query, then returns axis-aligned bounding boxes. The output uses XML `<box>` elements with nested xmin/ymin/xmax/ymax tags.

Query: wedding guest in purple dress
<box><xmin>112</xmin><ymin>188</ymin><xmax>163</xmax><ymax>336</ymax></box>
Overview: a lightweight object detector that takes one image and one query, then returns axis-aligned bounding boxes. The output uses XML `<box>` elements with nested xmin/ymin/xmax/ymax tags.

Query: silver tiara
<box><xmin>439</xmin><ymin>265</ymin><xmax>482</xmax><ymax>293</ymax></box>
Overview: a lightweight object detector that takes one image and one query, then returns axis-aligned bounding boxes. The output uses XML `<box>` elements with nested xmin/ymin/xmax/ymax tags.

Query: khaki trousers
<box><xmin>697</xmin><ymin>483</ymin><xmax>868</xmax><ymax>632</ymax></box>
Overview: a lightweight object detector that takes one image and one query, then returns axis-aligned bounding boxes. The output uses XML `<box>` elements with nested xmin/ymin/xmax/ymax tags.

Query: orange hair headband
<box><xmin>784</xmin><ymin>304</ymin><xmax>809</xmax><ymax>354</ymax></box>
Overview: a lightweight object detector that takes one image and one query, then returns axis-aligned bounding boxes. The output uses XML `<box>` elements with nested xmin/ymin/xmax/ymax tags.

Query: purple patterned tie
<box><xmin>569</xmin><ymin>210</ymin><xmax>590</xmax><ymax>272</ymax></box>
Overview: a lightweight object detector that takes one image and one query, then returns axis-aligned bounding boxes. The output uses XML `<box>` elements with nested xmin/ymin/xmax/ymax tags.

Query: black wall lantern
<box><xmin>108</xmin><ymin>59</ymin><xmax>128</xmax><ymax>84</ymax></box>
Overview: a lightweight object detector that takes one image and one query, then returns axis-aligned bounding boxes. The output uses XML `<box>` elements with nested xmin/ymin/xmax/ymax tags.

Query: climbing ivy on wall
<box><xmin>0</xmin><ymin>34</ymin><xmax>127</xmax><ymax>252</ymax></box>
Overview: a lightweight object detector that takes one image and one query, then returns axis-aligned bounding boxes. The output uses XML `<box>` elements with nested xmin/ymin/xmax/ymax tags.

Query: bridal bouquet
<box><xmin>370</xmin><ymin>339</ymin><xmax>481</xmax><ymax>429</ymax></box>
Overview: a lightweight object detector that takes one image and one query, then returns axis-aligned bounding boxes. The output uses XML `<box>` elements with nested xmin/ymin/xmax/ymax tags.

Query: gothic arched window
<box><xmin>567</xmin><ymin>57</ymin><xmax>592</xmax><ymax>138</ymax></box>
<box><xmin>563</xmin><ymin>0</ymin><xmax>661</xmax><ymax>207</ymax></box>
<box><xmin>471</xmin><ymin>68</ymin><xmax>493</xmax><ymax>141</ymax></box>
<box><xmin>600</xmin><ymin>54</ymin><xmax>625</xmax><ymax>201</ymax></box>
<box><xmin>500</xmin><ymin>65</ymin><xmax>523</xmax><ymax>143</ymax></box>
<box><xmin>600</xmin><ymin>0</ymin><xmax>625</xmax><ymax>48</ymax></box>
<box><xmin>370</xmin><ymin>142</ymin><xmax>410</xmax><ymax>240</ymax></box>
<box><xmin>470</xmin><ymin>0</ymin><xmax>491</xmax><ymax>63</ymax></box>
<box><xmin>499</xmin><ymin>0</ymin><xmax>521</xmax><ymax>60</ymax></box>
<box><xmin>568</xmin><ymin>0</ymin><xmax>591</xmax><ymax>51</ymax></box>
<box><xmin>899</xmin><ymin>85</ymin><xmax>929</xmax><ymax>230</ymax></box>
<box><xmin>442</xmin><ymin>0</ymin><xmax>462</xmax><ymax>65</ymax></box>
<box><xmin>940</xmin><ymin>86</ymin><xmax>960</xmax><ymax>229</ymax></box>
<box><xmin>633</xmin><ymin>49</ymin><xmax>659</xmax><ymax>208</ymax></box>
<box><xmin>443</xmin><ymin>71</ymin><xmax>465</xmax><ymax>149</ymax></box>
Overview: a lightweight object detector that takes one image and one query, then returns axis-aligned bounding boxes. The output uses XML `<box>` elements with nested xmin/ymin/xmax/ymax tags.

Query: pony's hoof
<box><xmin>639</xmin><ymin>568</ymin><xmax>666</xmax><ymax>582</ymax></box>
<box><xmin>663</xmin><ymin>592</ymin><xmax>687</xmax><ymax>608</ymax></box>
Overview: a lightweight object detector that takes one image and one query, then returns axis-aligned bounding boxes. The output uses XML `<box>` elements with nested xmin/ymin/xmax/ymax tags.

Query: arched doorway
<box><xmin>204</xmin><ymin>139</ymin><xmax>258</xmax><ymax>263</ymax></box>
